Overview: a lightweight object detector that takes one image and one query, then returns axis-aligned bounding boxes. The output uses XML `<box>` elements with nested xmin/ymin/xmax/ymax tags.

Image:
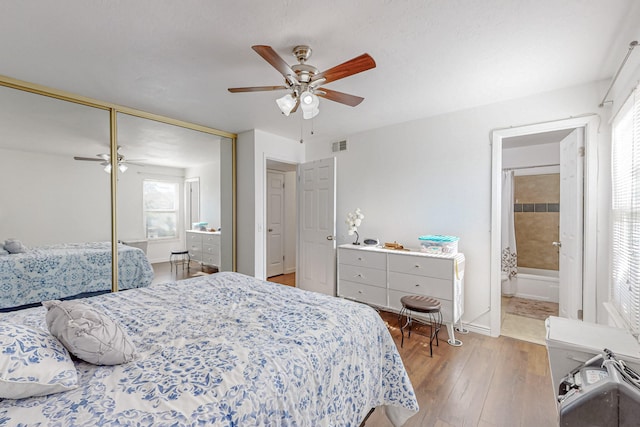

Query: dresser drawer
<box><xmin>188</xmin><ymin>249</ymin><xmax>202</xmax><ymax>262</ymax></box>
<box><xmin>203</xmin><ymin>234</ymin><xmax>219</xmax><ymax>245</ymax></box>
<box><xmin>187</xmin><ymin>232</ymin><xmax>203</xmax><ymax>245</ymax></box>
<box><xmin>338</xmin><ymin>264</ymin><xmax>386</xmax><ymax>288</ymax></box>
<box><xmin>388</xmin><ymin>271</ymin><xmax>451</xmax><ymax>300</ymax></box>
<box><xmin>203</xmin><ymin>243</ymin><xmax>219</xmax><ymax>255</ymax></box>
<box><xmin>388</xmin><ymin>253</ymin><xmax>451</xmax><ymax>279</ymax></box>
<box><xmin>389</xmin><ymin>289</ymin><xmax>455</xmax><ymax>323</ymax></box>
<box><xmin>339</xmin><ymin>248</ymin><xmax>386</xmax><ymax>269</ymax></box>
<box><xmin>339</xmin><ymin>280</ymin><xmax>387</xmax><ymax>307</ymax></box>
<box><xmin>202</xmin><ymin>254</ymin><xmax>219</xmax><ymax>266</ymax></box>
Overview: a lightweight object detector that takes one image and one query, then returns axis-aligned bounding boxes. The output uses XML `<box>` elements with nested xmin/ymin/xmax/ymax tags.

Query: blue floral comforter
<box><xmin>0</xmin><ymin>272</ymin><xmax>418</xmax><ymax>426</ymax></box>
<box><xmin>0</xmin><ymin>242</ymin><xmax>153</xmax><ymax>310</ymax></box>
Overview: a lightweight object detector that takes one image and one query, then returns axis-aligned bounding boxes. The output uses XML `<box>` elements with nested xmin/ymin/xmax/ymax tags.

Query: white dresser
<box><xmin>337</xmin><ymin>244</ymin><xmax>466</xmax><ymax>345</ymax></box>
<box><xmin>186</xmin><ymin>230</ymin><xmax>221</xmax><ymax>268</ymax></box>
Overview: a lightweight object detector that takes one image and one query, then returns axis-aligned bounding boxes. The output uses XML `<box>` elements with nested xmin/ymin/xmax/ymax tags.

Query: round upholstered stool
<box><xmin>169</xmin><ymin>250</ymin><xmax>190</xmax><ymax>273</ymax></box>
<box><xmin>398</xmin><ymin>295</ymin><xmax>443</xmax><ymax>357</ymax></box>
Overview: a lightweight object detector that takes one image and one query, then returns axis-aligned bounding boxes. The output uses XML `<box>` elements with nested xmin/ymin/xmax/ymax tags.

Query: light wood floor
<box><xmin>366</xmin><ymin>310</ymin><xmax>558</xmax><ymax>427</ymax></box>
<box><xmin>151</xmin><ymin>261</ymin><xmax>199</xmax><ymax>284</ymax></box>
<box><xmin>267</xmin><ymin>272</ymin><xmax>296</xmax><ymax>287</ymax></box>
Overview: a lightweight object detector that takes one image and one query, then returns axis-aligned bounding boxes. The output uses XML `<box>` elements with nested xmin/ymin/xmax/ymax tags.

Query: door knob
<box><xmin>326</xmin><ymin>235</ymin><xmax>334</xmax><ymax>241</ymax></box>
<box><xmin>268</xmin><ymin>228</ymin><xmax>273</xmax><ymax>232</ymax></box>
<box><xmin>552</xmin><ymin>241</ymin><xmax>562</xmax><ymax>247</ymax></box>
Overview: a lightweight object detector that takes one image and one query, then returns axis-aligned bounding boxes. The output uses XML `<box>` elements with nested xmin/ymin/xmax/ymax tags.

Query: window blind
<box><xmin>611</xmin><ymin>83</ymin><xmax>640</xmax><ymax>335</ymax></box>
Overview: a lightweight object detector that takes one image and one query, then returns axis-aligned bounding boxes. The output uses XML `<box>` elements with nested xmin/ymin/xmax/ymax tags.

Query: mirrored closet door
<box><xmin>116</xmin><ymin>112</ymin><xmax>235</xmax><ymax>276</ymax></box>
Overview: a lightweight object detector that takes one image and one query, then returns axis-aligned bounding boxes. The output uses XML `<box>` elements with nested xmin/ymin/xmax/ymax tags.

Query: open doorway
<box><xmin>490</xmin><ymin>115</ymin><xmax>599</xmax><ymax>339</ymax></box>
<box><xmin>499</xmin><ymin>129</ymin><xmax>572</xmax><ymax>344</ymax></box>
<box><xmin>265</xmin><ymin>159</ymin><xmax>297</xmax><ymax>286</ymax></box>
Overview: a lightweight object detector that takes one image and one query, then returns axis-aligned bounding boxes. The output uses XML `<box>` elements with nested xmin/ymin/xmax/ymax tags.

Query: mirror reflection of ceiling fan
<box><xmin>228</xmin><ymin>45</ymin><xmax>376</xmax><ymax>119</ymax></box>
<box><xmin>73</xmin><ymin>146</ymin><xmax>145</xmax><ymax>173</ymax></box>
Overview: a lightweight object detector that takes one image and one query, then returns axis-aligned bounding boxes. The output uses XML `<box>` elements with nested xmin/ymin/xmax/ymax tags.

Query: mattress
<box><xmin>0</xmin><ymin>241</ymin><xmax>154</xmax><ymax>310</ymax></box>
<box><xmin>0</xmin><ymin>271</ymin><xmax>419</xmax><ymax>426</ymax></box>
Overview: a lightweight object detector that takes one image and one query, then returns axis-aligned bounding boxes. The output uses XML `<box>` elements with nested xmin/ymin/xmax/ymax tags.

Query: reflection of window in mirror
<box><xmin>143</xmin><ymin>180</ymin><xmax>179</xmax><ymax>240</ymax></box>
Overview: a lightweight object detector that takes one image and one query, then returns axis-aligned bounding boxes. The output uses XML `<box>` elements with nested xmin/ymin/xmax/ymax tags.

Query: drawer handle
<box><xmin>358</xmin><ymin>257</ymin><xmax>363</xmax><ymax>261</ymax></box>
<box><xmin>414</xmin><ymin>264</ymin><xmax>421</xmax><ymax>268</ymax></box>
<box><xmin>358</xmin><ymin>290</ymin><xmax>363</xmax><ymax>294</ymax></box>
<box><xmin>356</xmin><ymin>273</ymin><xmax>363</xmax><ymax>278</ymax></box>
<box><xmin>415</xmin><ymin>284</ymin><xmax>420</xmax><ymax>287</ymax></box>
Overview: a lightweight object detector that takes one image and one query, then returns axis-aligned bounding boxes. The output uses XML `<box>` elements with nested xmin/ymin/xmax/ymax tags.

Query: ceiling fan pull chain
<box><xmin>299</xmin><ymin>112</ymin><xmax>304</xmax><ymax>144</ymax></box>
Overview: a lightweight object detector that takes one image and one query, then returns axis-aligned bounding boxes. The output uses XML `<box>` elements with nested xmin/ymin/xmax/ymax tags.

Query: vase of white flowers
<box><xmin>346</xmin><ymin>208</ymin><xmax>364</xmax><ymax>245</ymax></box>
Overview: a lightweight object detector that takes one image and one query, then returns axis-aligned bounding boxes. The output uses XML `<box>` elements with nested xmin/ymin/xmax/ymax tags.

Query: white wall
<box><xmin>0</xmin><ymin>148</ymin><xmax>111</xmax><ymax>246</ymax></box>
<box><xmin>305</xmin><ymin>80</ymin><xmax>611</xmax><ymax>334</ymax></box>
<box><xmin>185</xmin><ymin>156</ymin><xmax>221</xmax><ymax>230</ymax></box>
<box><xmin>236</xmin><ymin>129</ymin><xmax>304</xmax><ymax>278</ymax></box>
<box><xmin>502</xmin><ymin>142</ymin><xmax>560</xmax><ymax>170</ymax></box>
<box><xmin>117</xmin><ymin>164</ymin><xmax>187</xmax><ymax>263</ymax></box>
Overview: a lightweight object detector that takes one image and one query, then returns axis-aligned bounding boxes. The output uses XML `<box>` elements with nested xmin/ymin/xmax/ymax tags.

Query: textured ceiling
<box><xmin>0</xmin><ymin>0</ymin><xmax>638</xmax><ymax>145</ymax></box>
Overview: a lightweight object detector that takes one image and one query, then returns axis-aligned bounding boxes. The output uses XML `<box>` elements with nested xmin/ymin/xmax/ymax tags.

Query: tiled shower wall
<box><xmin>513</xmin><ymin>173</ymin><xmax>559</xmax><ymax>270</ymax></box>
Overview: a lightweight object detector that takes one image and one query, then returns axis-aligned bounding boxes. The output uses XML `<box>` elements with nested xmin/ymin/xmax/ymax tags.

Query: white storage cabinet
<box><xmin>337</xmin><ymin>244</ymin><xmax>466</xmax><ymax>345</ymax></box>
<box><xmin>186</xmin><ymin>230</ymin><xmax>221</xmax><ymax>269</ymax></box>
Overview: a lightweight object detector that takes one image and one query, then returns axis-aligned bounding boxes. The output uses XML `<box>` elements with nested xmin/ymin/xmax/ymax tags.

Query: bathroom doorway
<box><xmin>490</xmin><ymin>115</ymin><xmax>599</xmax><ymax>339</ymax></box>
<box><xmin>500</xmin><ymin>130</ymin><xmax>568</xmax><ymax>343</ymax></box>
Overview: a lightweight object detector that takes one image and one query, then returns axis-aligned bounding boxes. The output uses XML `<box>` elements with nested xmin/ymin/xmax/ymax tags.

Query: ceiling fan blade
<box><xmin>252</xmin><ymin>45</ymin><xmax>297</xmax><ymax>80</ymax></box>
<box><xmin>312</xmin><ymin>53</ymin><xmax>376</xmax><ymax>85</ymax></box>
<box><xmin>228</xmin><ymin>85</ymin><xmax>288</xmax><ymax>93</ymax></box>
<box><xmin>316</xmin><ymin>88</ymin><xmax>364</xmax><ymax>107</ymax></box>
<box><xmin>73</xmin><ymin>156</ymin><xmax>104</xmax><ymax>162</ymax></box>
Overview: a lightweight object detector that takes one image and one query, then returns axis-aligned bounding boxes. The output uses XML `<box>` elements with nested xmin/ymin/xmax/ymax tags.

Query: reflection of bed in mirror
<box><xmin>0</xmin><ymin>242</ymin><xmax>153</xmax><ymax>311</ymax></box>
<box><xmin>0</xmin><ymin>272</ymin><xmax>418</xmax><ymax>426</ymax></box>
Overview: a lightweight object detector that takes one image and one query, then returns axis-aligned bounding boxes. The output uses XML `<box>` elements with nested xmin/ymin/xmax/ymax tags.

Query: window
<box><xmin>143</xmin><ymin>180</ymin><xmax>179</xmax><ymax>240</ymax></box>
<box><xmin>611</xmin><ymin>84</ymin><xmax>640</xmax><ymax>335</ymax></box>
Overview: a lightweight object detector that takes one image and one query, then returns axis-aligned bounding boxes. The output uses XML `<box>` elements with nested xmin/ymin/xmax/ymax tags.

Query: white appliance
<box><xmin>545</xmin><ymin>316</ymin><xmax>640</xmax><ymax>399</ymax></box>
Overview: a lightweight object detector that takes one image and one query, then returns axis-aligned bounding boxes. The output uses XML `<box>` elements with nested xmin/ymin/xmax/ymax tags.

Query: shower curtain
<box><xmin>501</xmin><ymin>170</ymin><xmax>518</xmax><ymax>280</ymax></box>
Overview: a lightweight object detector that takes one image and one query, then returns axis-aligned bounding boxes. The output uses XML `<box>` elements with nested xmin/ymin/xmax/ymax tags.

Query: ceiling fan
<box><xmin>73</xmin><ymin>146</ymin><xmax>145</xmax><ymax>173</ymax></box>
<box><xmin>228</xmin><ymin>45</ymin><xmax>376</xmax><ymax>119</ymax></box>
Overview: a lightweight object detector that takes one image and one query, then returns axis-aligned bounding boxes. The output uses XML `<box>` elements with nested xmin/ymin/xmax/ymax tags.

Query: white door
<box><xmin>558</xmin><ymin>128</ymin><xmax>584</xmax><ymax>319</ymax></box>
<box><xmin>297</xmin><ymin>157</ymin><xmax>336</xmax><ymax>295</ymax></box>
<box><xmin>266</xmin><ymin>170</ymin><xmax>285</xmax><ymax>277</ymax></box>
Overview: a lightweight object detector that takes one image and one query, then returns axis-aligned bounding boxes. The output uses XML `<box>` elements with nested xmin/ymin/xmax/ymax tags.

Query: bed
<box><xmin>0</xmin><ymin>272</ymin><xmax>419</xmax><ymax>426</ymax></box>
<box><xmin>0</xmin><ymin>241</ymin><xmax>154</xmax><ymax>311</ymax></box>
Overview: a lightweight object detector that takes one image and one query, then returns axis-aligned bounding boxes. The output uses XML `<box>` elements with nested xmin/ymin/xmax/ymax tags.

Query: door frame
<box><xmin>490</xmin><ymin>115</ymin><xmax>599</xmax><ymax>337</ymax></box>
<box><xmin>263</xmin><ymin>158</ymin><xmax>298</xmax><ymax>282</ymax></box>
<box><xmin>266</xmin><ymin>169</ymin><xmax>285</xmax><ymax>278</ymax></box>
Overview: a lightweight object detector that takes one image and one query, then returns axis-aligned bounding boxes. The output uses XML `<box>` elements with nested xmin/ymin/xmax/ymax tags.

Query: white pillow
<box><xmin>3</xmin><ymin>238</ymin><xmax>28</xmax><ymax>254</ymax></box>
<box><xmin>0</xmin><ymin>321</ymin><xmax>78</xmax><ymax>399</ymax></box>
<box><xmin>42</xmin><ymin>300</ymin><xmax>137</xmax><ymax>366</ymax></box>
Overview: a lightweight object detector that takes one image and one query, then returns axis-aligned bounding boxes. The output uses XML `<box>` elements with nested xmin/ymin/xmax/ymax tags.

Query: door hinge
<box><xmin>577</xmin><ymin>309</ymin><xmax>583</xmax><ymax>320</ymax></box>
<box><xmin>578</xmin><ymin>147</ymin><xmax>585</xmax><ymax>157</ymax></box>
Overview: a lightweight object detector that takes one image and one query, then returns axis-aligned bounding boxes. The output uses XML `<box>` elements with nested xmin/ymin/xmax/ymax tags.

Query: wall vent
<box><xmin>332</xmin><ymin>140</ymin><xmax>347</xmax><ymax>152</ymax></box>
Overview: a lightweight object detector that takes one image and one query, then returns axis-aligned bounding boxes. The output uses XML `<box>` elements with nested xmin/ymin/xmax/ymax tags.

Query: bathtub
<box><xmin>513</xmin><ymin>267</ymin><xmax>559</xmax><ymax>303</ymax></box>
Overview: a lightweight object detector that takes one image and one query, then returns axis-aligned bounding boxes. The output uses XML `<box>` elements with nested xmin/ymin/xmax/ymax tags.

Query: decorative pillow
<box><xmin>0</xmin><ymin>321</ymin><xmax>78</xmax><ymax>399</ymax></box>
<box><xmin>42</xmin><ymin>300</ymin><xmax>137</xmax><ymax>365</ymax></box>
<box><xmin>3</xmin><ymin>238</ymin><xmax>28</xmax><ymax>254</ymax></box>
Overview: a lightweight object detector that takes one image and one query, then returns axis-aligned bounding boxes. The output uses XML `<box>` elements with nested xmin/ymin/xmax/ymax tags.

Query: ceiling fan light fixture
<box><xmin>118</xmin><ymin>163</ymin><xmax>128</xmax><ymax>173</ymax></box>
<box><xmin>300</xmin><ymin>91</ymin><xmax>319</xmax><ymax>119</ymax></box>
<box><xmin>103</xmin><ymin>163</ymin><xmax>112</xmax><ymax>173</ymax></box>
<box><xmin>276</xmin><ymin>94</ymin><xmax>296</xmax><ymax>116</ymax></box>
